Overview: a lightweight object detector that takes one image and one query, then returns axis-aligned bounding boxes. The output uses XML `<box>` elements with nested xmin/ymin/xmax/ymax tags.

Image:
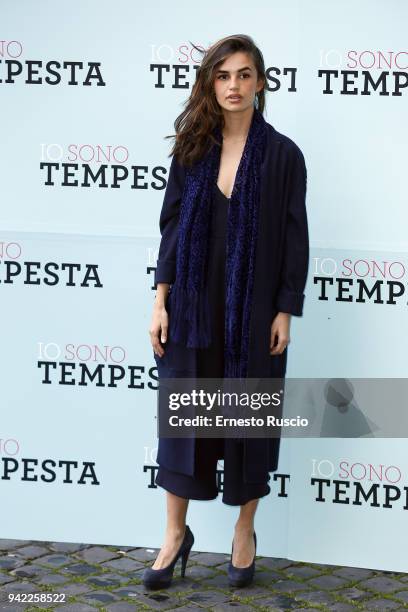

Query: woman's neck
<box><xmin>221</xmin><ymin>106</ymin><xmax>254</xmax><ymax>141</ymax></box>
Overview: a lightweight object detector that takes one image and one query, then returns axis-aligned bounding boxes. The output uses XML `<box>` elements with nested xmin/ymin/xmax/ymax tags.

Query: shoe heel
<box><xmin>142</xmin><ymin>525</ymin><xmax>194</xmax><ymax>589</ymax></box>
<box><xmin>180</xmin><ymin>544</ymin><xmax>192</xmax><ymax>578</ymax></box>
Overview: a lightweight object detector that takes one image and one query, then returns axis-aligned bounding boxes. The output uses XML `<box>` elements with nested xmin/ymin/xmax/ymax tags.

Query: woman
<box><xmin>145</xmin><ymin>34</ymin><xmax>309</xmax><ymax>589</ymax></box>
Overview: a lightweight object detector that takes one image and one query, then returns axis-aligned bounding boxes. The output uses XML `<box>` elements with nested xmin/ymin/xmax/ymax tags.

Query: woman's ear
<box><xmin>256</xmin><ymin>75</ymin><xmax>265</xmax><ymax>93</ymax></box>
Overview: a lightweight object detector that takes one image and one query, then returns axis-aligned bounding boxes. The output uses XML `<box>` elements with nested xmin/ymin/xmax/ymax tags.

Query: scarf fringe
<box><xmin>169</xmin><ymin>284</ymin><xmax>212</xmax><ymax>348</ymax></box>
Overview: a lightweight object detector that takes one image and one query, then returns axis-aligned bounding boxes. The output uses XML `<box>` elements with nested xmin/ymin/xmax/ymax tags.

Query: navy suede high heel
<box><xmin>227</xmin><ymin>531</ymin><xmax>257</xmax><ymax>588</ymax></box>
<box><xmin>142</xmin><ymin>525</ymin><xmax>194</xmax><ymax>590</ymax></box>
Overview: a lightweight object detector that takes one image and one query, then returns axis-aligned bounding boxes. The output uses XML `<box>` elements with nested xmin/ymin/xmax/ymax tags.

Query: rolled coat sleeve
<box><xmin>154</xmin><ymin>154</ymin><xmax>186</xmax><ymax>286</ymax></box>
<box><xmin>275</xmin><ymin>142</ymin><xmax>309</xmax><ymax>316</ymax></box>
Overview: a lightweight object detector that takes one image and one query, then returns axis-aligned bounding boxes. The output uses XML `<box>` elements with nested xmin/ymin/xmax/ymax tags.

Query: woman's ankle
<box><xmin>234</xmin><ymin>522</ymin><xmax>254</xmax><ymax>535</ymax></box>
<box><xmin>165</xmin><ymin>523</ymin><xmax>186</xmax><ymax>539</ymax></box>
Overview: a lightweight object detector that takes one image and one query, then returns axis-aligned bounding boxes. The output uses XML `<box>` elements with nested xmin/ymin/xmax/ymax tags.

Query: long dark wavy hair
<box><xmin>165</xmin><ymin>34</ymin><xmax>267</xmax><ymax>168</ymax></box>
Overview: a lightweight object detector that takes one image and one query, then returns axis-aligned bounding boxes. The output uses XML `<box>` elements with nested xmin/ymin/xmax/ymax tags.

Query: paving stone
<box><xmin>382</xmin><ymin>570</ymin><xmax>406</xmax><ymax>577</ymax></box>
<box><xmin>86</xmin><ymin>572</ymin><xmax>130</xmax><ymax>587</ymax></box>
<box><xmin>14</xmin><ymin>544</ymin><xmax>50</xmax><ymax>560</ymax></box>
<box><xmin>253</xmin><ymin>593</ymin><xmax>300</xmax><ymax>609</ymax></box>
<box><xmin>229</xmin><ymin>583</ymin><xmax>275</xmax><ymax>597</ymax></box>
<box><xmin>291</xmin><ymin>609</ymin><xmax>321</xmax><ymax>612</ymax></box>
<box><xmin>332</xmin><ymin>566</ymin><xmax>374</xmax><ymax>580</ymax></box>
<box><xmin>75</xmin><ymin>546</ymin><xmax>120</xmax><ymax>564</ymax></box>
<box><xmin>359</xmin><ymin>600</ymin><xmax>400</xmax><ymax>610</ymax></box>
<box><xmin>34</xmin><ymin>572</ymin><xmax>68</xmax><ymax>585</ymax></box>
<box><xmin>207</xmin><ymin>572</ymin><xmax>274</xmax><ymax>594</ymax></box>
<box><xmin>54</xmin><ymin>604</ymin><xmax>98</xmax><ymax>611</ymax></box>
<box><xmin>306</xmin><ymin>562</ymin><xmax>336</xmax><ymax>571</ymax></box>
<box><xmin>163</xmin><ymin>606</ymin><xmax>197</xmax><ymax>611</ymax></box>
<box><xmin>255</xmin><ymin>557</ymin><xmax>292</xmax><ymax>571</ymax></box>
<box><xmin>153</xmin><ymin>576</ymin><xmax>202</xmax><ymax>593</ymax></box>
<box><xmin>361</xmin><ymin>576</ymin><xmax>405</xmax><ymax>593</ymax></box>
<box><xmin>100</xmin><ymin>557</ymin><xmax>145</xmax><ymax>572</ymax></box>
<box><xmin>106</xmin><ymin>601</ymin><xmax>140</xmax><ymax>612</ymax></box>
<box><xmin>183</xmin><ymin>564</ymin><xmax>217</xmax><ymax>580</ymax></box>
<box><xmin>203</xmin><ymin>560</ymin><xmax>228</xmax><ymax>572</ymax></box>
<box><xmin>394</xmin><ymin>590</ymin><xmax>408</xmax><ymax>603</ymax></box>
<box><xmin>112</xmin><ymin>585</ymin><xmax>147</xmax><ymax>598</ymax></box>
<box><xmin>125</xmin><ymin>548</ymin><xmax>159</xmax><ymax>562</ymax></box>
<box><xmin>60</xmin><ymin>562</ymin><xmax>98</xmax><ymax>576</ymax></box>
<box><xmin>49</xmin><ymin>542</ymin><xmax>90</xmax><ymax>553</ymax></box>
<box><xmin>11</xmin><ymin>598</ymin><xmax>56</xmax><ymax>610</ymax></box>
<box><xmin>0</xmin><ymin>539</ymin><xmax>30</xmax><ymax>551</ymax></box>
<box><xmin>36</xmin><ymin>554</ymin><xmax>75</xmax><ymax>568</ymax></box>
<box><xmin>251</xmin><ymin>570</ymin><xmax>283</xmax><ymax>586</ymax></box>
<box><xmin>186</xmin><ymin>590</ymin><xmax>230</xmax><ymax>607</ymax></box>
<box><xmin>199</xmin><ymin>572</ymin><xmax>229</xmax><ymax>588</ymax></box>
<box><xmin>210</xmin><ymin>604</ymin><xmax>256</xmax><ymax>611</ymax></box>
<box><xmin>292</xmin><ymin>606</ymin><xmax>322</xmax><ymax>612</ymax></box>
<box><xmin>54</xmin><ymin>583</ymin><xmax>93</xmax><ymax>596</ymax></box>
<box><xmin>115</xmin><ymin>582</ymin><xmax>191</xmax><ymax>597</ymax></box>
<box><xmin>294</xmin><ymin>590</ymin><xmax>336</xmax><ymax>606</ymax></box>
<box><xmin>324</xmin><ymin>603</ymin><xmax>355</xmax><ymax>611</ymax></box>
<box><xmin>126</xmin><ymin>591</ymin><xmax>184</xmax><ymax>610</ymax></box>
<box><xmin>105</xmin><ymin>603</ymin><xmax>140</xmax><ymax>612</ymax></box>
<box><xmin>128</xmin><ymin>567</ymin><xmax>146</xmax><ymax>580</ymax></box>
<box><xmin>79</xmin><ymin>590</ymin><xmax>120</xmax><ymax>604</ymax></box>
<box><xmin>339</xmin><ymin>586</ymin><xmax>370</xmax><ymax>602</ymax></box>
<box><xmin>10</xmin><ymin>564</ymin><xmax>50</xmax><ymax>578</ymax></box>
<box><xmin>269</xmin><ymin>578</ymin><xmax>308</xmax><ymax>592</ymax></box>
<box><xmin>0</xmin><ymin>571</ymin><xmax>16</xmax><ymax>585</ymax></box>
<box><xmin>285</xmin><ymin>565</ymin><xmax>322</xmax><ymax>579</ymax></box>
<box><xmin>188</xmin><ymin>552</ymin><xmax>228</xmax><ymax>566</ymax></box>
<box><xmin>308</xmin><ymin>574</ymin><xmax>350</xmax><ymax>590</ymax></box>
<box><xmin>0</xmin><ymin>555</ymin><xmax>25</xmax><ymax>570</ymax></box>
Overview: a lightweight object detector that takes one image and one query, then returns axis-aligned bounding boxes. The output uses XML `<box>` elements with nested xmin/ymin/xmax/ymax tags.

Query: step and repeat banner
<box><xmin>1</xmin><ymin>0</ymin><xmax>407</xmax><ymax>572</ymax></box>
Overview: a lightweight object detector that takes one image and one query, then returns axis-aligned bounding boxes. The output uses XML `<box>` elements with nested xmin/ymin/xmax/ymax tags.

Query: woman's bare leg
<box><xmin>232</xmin><ymin>498</ymin><xmax>259</xmax><ymax>567</ymax></box>
<box><xmin>152</xmin><ymin>491</ymin><xmax>189</xmax><ymax>569</ymax></box>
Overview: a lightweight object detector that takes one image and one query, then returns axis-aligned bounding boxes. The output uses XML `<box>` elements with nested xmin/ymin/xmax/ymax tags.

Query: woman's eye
<box><xmin>216</xmin><ymin>73</ymin><xmax>250</xmax><ymax>80</ymax></box>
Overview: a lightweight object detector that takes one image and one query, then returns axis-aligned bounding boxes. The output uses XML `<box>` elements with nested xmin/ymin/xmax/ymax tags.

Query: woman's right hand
<box><xmin>149</xmin><ymin>300</ymin><xmax>169</xmax><ymax>358</ymax></box>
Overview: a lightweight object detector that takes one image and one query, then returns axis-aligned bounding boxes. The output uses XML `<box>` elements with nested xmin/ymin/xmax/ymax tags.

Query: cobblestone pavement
<box><xmin>0</xmin><ymin>538</ymin><xmax>407</xmax><ymax>611</ymax></box>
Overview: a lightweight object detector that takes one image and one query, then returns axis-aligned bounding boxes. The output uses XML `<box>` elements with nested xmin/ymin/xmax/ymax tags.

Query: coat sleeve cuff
<box><xmin>275</xmin><ymin>289</ymin><xmax>305</xmax><ymax>316</ymax></box>
<box><xmin>155</xmin><ymin>259</ymin><xmax>176</xmax><ymax>285</ymax></box>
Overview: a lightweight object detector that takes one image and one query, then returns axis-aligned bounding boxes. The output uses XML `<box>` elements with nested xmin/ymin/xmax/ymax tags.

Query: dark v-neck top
<box><xmin>210</xmin><ymin>183</ymin><xmax>230</xmax><ymax>239</ymax></box>
<box><xmin>197</xmin><ymin>182</ymin><xmax>231</xmax><ymax>378</ymax></box>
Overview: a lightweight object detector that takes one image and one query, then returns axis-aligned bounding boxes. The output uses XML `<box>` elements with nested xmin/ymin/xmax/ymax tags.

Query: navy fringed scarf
<box><xmin>168</xmin><ymin>108</ymin><xmax>267</xmax><ymax>378</ymax></box>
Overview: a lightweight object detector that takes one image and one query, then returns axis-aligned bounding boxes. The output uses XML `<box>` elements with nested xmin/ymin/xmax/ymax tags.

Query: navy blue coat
<box><xmin>153</xmin><ymin>121</ymin><xmax>309</xmax><ymax>483</ymax></box>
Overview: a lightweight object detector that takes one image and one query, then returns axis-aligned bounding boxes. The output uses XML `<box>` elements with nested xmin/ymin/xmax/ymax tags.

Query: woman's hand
<box><xmin>149</xmin><ymin>302</ymin><xmax>168</xmax><ymax>357</ymax></box>
<box><xmin>150</xmin><ymin>287</ymin><xmax>170</xmax><ymax>357</ymax></box>
<box><xmin>270</xmin><ymin>312</ymin><xmax>291</xmax><ymax>355</ymax></box>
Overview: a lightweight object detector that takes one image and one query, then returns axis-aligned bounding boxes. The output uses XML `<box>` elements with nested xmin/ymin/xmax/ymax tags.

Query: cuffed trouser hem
<box><xmin>155</xmin><ymin>464</ymin><xmax>271</xmax><ymax>506</ymax></box>
<box><xmin>222</xmin><ymin>482</ymin><xmax>271</xmax><ymax>506</ymax></box>
<box><xmin>155</xmin><ymin>465</ymin><xmax>218</xmax><ymax>501</ymax></box>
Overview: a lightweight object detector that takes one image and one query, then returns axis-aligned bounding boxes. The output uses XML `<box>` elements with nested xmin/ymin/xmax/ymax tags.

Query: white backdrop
<box><xmin>1</xmin><ymin>0</ymin><xmax>407</xmax><ymax>572</ymax></box>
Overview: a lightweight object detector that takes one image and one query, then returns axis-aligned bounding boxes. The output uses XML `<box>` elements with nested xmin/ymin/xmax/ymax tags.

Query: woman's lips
<box><xmin>227</xmin><ymin>96</ymin><xmax>242</xmax><ymax>103</ymax></box>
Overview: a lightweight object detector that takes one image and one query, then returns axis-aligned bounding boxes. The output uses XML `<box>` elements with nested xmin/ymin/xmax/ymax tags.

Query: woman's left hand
<box><xmin>270</xmin><ymin>312</ymin><xmax>291</xmax><ymax>355</ymax></box>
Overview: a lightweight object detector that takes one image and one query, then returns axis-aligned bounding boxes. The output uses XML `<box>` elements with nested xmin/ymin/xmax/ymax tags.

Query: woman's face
<box><xmin>213</xmin><ymin>51</ymin><xmax>264</xmax><ymax>114</ymax></box>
